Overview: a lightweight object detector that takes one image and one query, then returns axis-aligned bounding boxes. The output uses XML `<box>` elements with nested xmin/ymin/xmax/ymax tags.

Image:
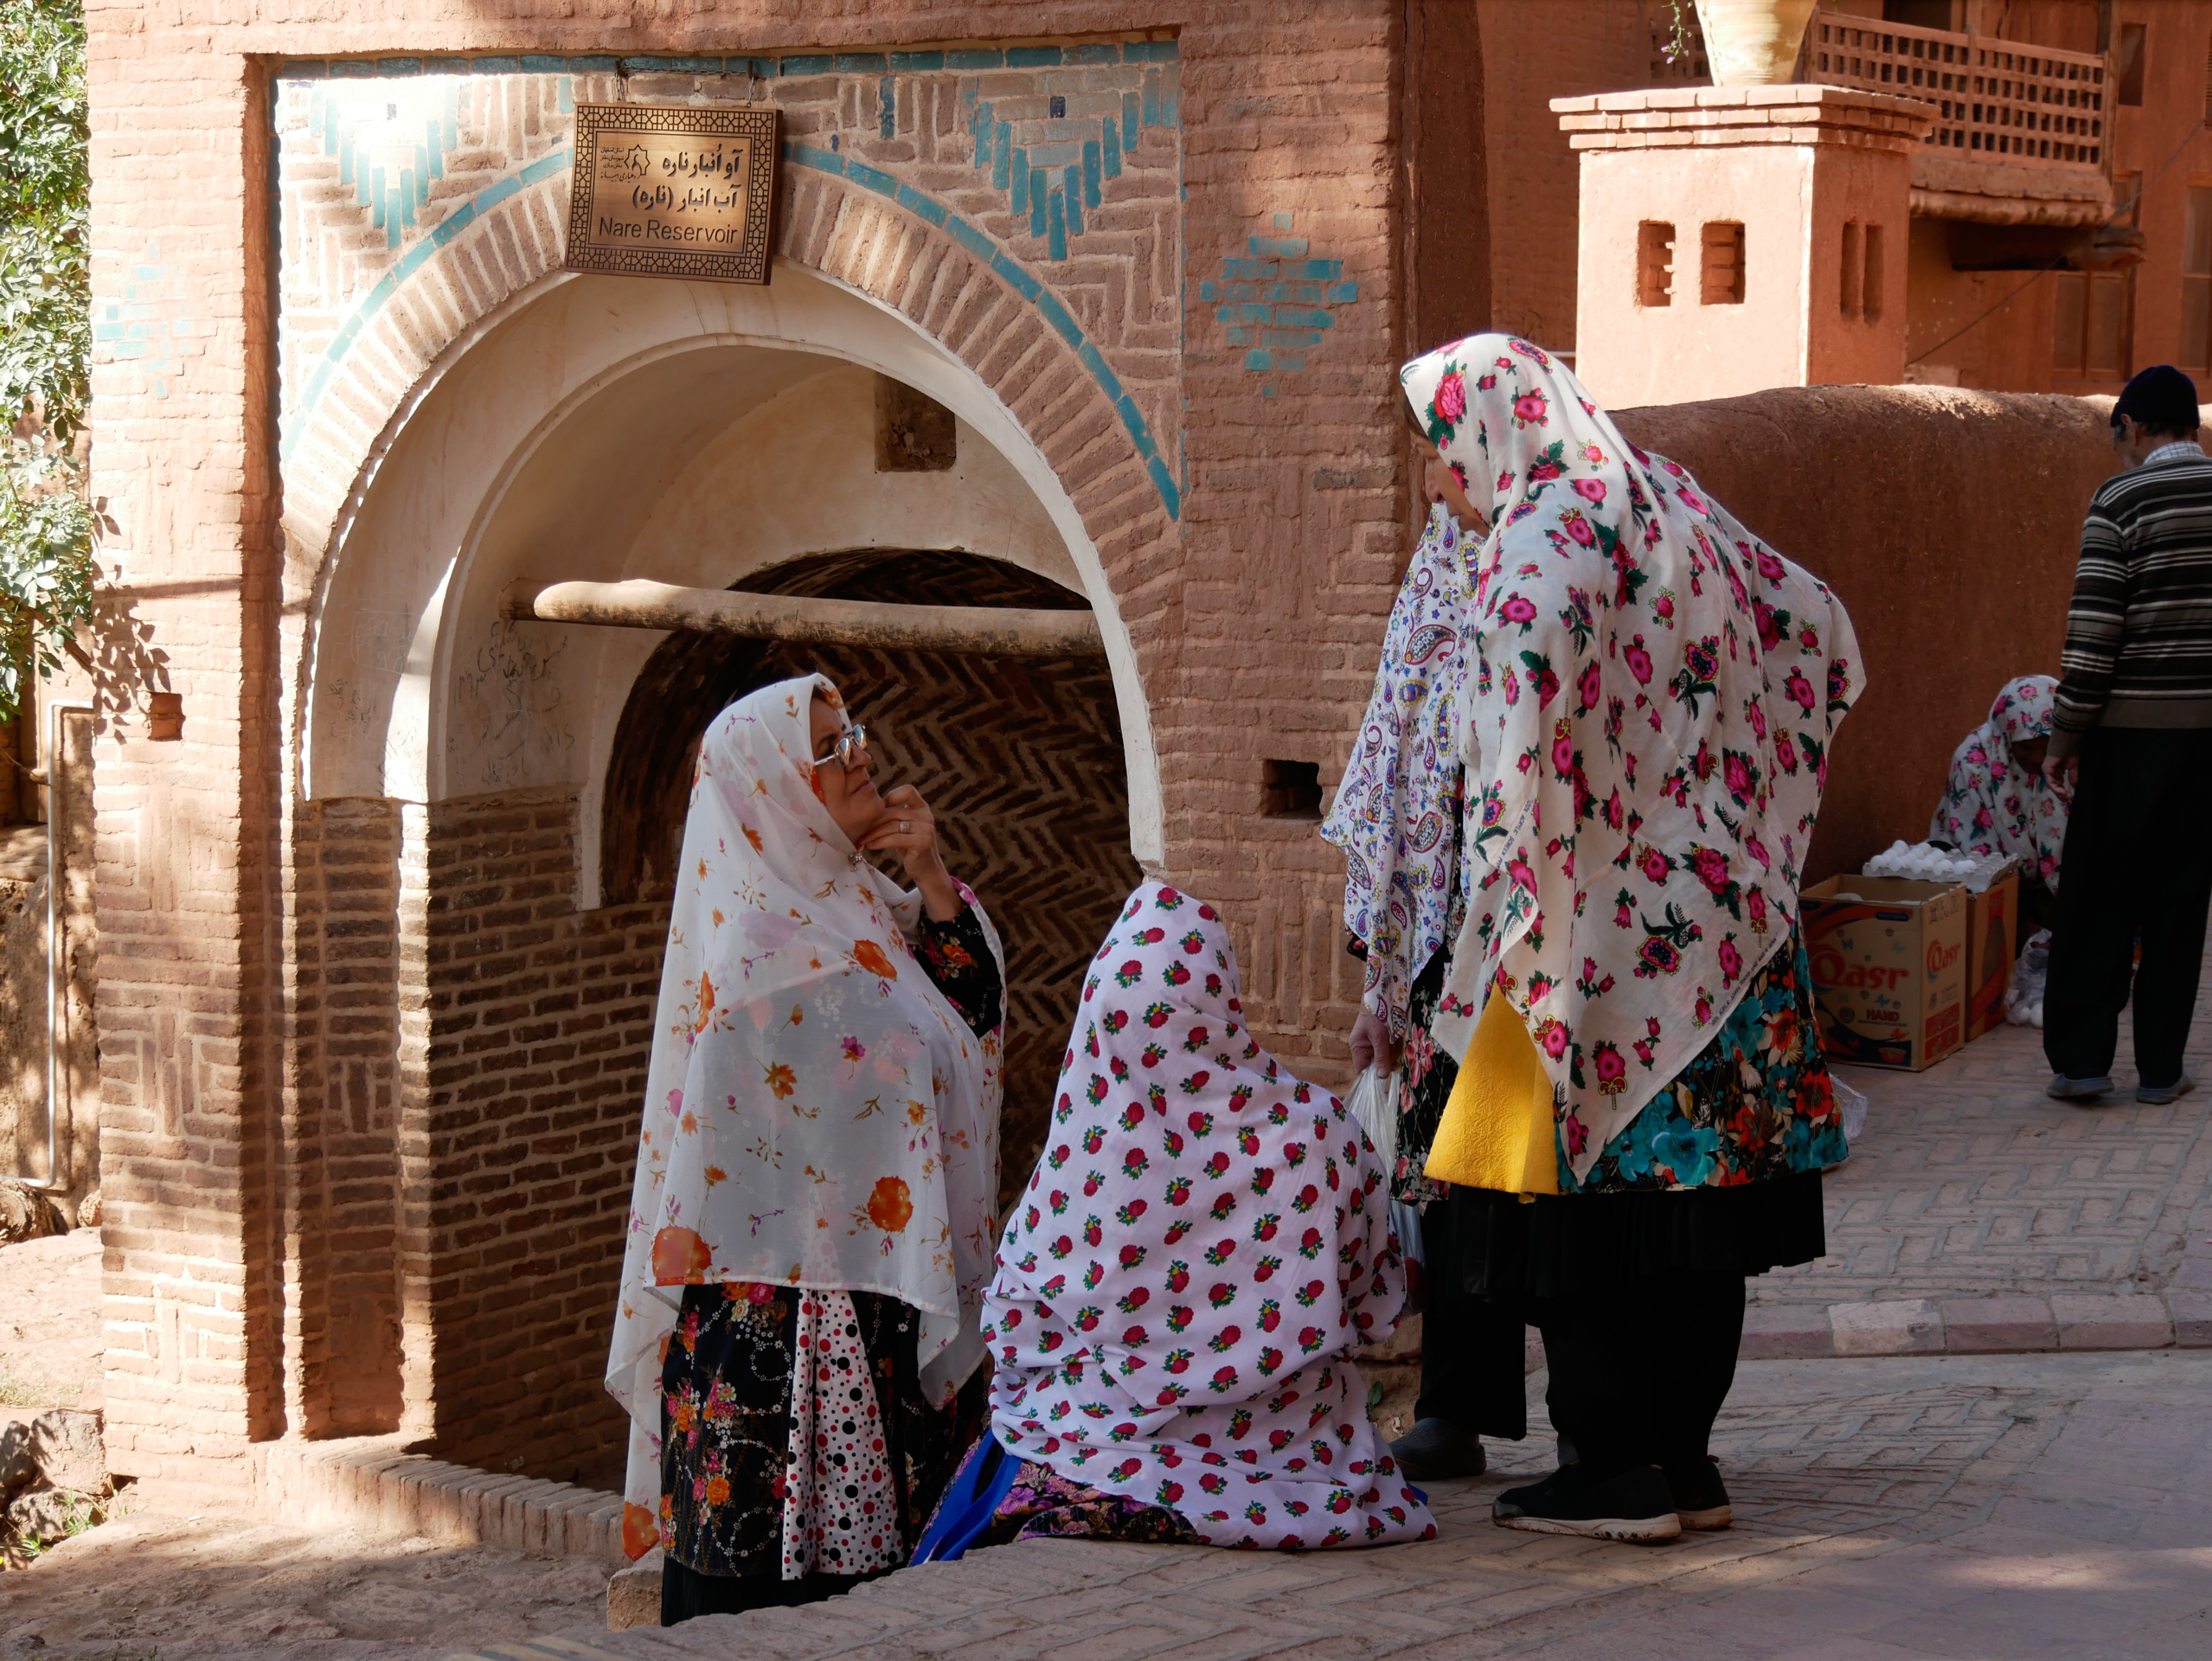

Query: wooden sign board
<box><xmin>563</xmin><ymin>104</ymin><xmax>778</xmax><ymax>284</ymax></box>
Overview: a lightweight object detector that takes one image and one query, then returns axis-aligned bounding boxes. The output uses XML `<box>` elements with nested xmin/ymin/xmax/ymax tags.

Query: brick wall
<box><xmin>410</xmin><ymin>788</ymin><xmax>665</xmax><ymax>1483</ymax></box>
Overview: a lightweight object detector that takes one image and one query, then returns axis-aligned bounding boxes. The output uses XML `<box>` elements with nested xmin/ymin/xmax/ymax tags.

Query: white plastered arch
<box><xmin>305</xmin><ymin>261</ymin><xmax>1164</xmax><ymax>884</ymax></box>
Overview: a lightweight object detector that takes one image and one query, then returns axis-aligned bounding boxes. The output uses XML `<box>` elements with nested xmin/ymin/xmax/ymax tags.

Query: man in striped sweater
<box><xmin>2042</xmin><ymin>364</ymin><xmax>2212</xmax><ymax>1106</ymax></box>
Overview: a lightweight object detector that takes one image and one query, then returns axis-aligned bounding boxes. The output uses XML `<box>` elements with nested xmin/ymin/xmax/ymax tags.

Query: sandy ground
<box><xmin>0</xmin><ymin>1230</ymin><xmax>99</xmax><ymax>1411</ymax></box>
<box><xmin>0</xmin><ymin>1509</ymin><xmax>614</xmax><ymax>1659</ymax></box>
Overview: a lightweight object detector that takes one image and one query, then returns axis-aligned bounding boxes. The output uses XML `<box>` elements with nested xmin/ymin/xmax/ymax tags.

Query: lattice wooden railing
<box><xmin>1806</xmin><ymin>10</ymin><xmax>2106</xmax><ymax>171</ymax></box>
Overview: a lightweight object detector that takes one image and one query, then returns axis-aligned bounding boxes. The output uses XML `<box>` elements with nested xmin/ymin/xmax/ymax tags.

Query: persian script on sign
<box><xmin>563</xmin><ymin>103</ymin><xmax>779</xmax><ymax>284</ymax></box>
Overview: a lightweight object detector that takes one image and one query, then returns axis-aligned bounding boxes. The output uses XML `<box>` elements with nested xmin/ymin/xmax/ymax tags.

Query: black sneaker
<box><xmin>1389</xmin><ymin>1417</ymin><xmax>1485</xmax><ymax>1480</ymax></box>
<box><xmin>1663</xmin><ymin>1455</ymin><xmax>1731</xmax><ymax>1530</ymax></box>
<box><xmin>1492</xmin><ymin>1462</ymin><xmax>1681</xmax><ymax>1542</ymax></box>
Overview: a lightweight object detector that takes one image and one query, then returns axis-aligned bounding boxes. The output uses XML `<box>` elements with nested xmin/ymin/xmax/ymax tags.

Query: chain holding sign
<box><xmin>564</xmin><ymin>103</ymin><xmax>778</xmax><ymax>284</ymax></box>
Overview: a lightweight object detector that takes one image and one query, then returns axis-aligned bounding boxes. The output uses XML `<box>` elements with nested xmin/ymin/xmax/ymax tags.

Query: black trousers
<box><xmin>2045</xmin><ymin>727</ymin><xmax>2212</xmax><ymax>1087</ymax></box>
<box><xmin>1529</xmin><ymin>1271</ymin><xmax>1745</xmax><ymax>1484</ymax></box>
<box><xmin>1414</xmin><ymin>1191</ymin><xmax>1530</xmax><ymax>1440</ymax></box>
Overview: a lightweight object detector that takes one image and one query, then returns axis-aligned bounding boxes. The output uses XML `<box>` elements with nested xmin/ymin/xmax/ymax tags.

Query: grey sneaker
<box><xmin>2138</xmin><ymin>1073</ymin><xmax>2196</xmax><ymax>1105</ymax></box>
<box><xmin>2046</xmin><ymin>1073</ymin><xmax>2114</xmax><ymax>1100</ymax></box>
<box><xmin>1388</xmin><ymin>1417</ymin><xmax>1485</xmax><ymax>1480</ymax></box>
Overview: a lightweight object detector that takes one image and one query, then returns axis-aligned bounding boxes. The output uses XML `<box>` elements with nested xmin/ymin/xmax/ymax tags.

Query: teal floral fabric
<box><xmin>1565</xmin><ymin>930</ymin><xmax>1843</xmax><ymax>1195</ymax></box>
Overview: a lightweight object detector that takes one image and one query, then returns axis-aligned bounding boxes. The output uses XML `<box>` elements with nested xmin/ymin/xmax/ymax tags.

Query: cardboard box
<box><xmin>1802</xmin><ymin>875</ymin><xmax>1967</xmax><ymax>1071</ymax></box>
<box><xmin>1963</xmin><ymin>867</ymin><xmax>2020</xmax><ymax>1043</ymax></box>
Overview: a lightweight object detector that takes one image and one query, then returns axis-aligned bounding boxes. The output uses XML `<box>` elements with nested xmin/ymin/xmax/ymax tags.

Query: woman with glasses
<box><xmin>605</xmin><ymin>674</ymin><xmax>1006</xmax><ymax>1624</ymax></box>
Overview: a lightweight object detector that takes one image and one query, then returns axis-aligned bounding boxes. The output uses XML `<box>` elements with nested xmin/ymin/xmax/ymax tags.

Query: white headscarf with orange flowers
<box><xmin>1401</xmin><ymin>336</ymin><xmax>1862</xmax><ymax>1184</ymax></box>
<box><xmin>604</xmin><ymin>674</ymin><xmax>1003</xmax><ymax>1558</ymax></box>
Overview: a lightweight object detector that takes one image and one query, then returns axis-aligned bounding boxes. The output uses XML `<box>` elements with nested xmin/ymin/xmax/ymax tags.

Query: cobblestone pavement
<box><xmin>514</xmin><ymin>1350</ymin><xmax>2212</xmax><ymax>1661</ymax></box>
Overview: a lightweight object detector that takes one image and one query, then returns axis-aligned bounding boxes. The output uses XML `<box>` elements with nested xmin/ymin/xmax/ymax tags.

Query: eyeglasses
<box><xmin>811</xmin><ymin>721</ymin><xmax>869</xmax><ymax>770</ymax></box>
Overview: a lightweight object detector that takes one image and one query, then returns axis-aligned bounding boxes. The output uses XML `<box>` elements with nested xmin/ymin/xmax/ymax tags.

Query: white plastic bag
<box><xmin>1345</xmin><ymin>1064</ymin><xmax>1400</xmax><ymax>1177</ymax></box>
<box><xmin>2005</xmin><ymin>929</ymin><xmax>2051</xmax><ymax>1029</ymax></box>
<box><xmin>1832</xmin><ymin>1072</ymin><xmax>1869</xmax><ymax>1144</ymax></box>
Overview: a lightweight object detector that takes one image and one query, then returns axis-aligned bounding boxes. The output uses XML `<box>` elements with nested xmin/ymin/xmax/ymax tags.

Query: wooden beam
<box><xmin>498</xmin><ymin>578</ymin><xmax>1106</xmax><ymax>657</ymax></box>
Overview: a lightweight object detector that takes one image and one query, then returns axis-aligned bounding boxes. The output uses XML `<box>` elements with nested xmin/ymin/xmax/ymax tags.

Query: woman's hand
<box><xmin>1350</xmin><ymin>1009</ymin><xmax>1399</xmax><ymax>1075</ymax></box>
<box><xmin>862</xmin><ymin>783</ymin><xmax>963</xmax><ymax>920</ymax></box>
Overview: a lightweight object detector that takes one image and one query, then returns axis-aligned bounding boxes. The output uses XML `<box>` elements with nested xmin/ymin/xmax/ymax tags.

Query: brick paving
<box><xmin>12</xmin><ymin>1349</ymin><xmax>2209</xmax><ymax>1660</ymax></box>
<box><xmin>516</xmin><ymin>1350</ymin><xmax>2212</xmax><ymax>1661</ymax></box>
<box><xmin>1742</xmin><ymin>938</ymin><xmax>2212</xmax><ymax>1358</ymax></box>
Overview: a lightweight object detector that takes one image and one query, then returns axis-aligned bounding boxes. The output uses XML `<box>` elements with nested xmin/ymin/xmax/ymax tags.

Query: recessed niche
<box><xmin>1261</xmin><ymin>760</ymin><xmax>1324</xmax><ymax>820</ymax></box>
<box><xmin>875</xmin><ymin>375</ymin><xmax>958</xmax><ymax>472</ymax></box>
<box><xmin>1701</xmin><ymin>221</ymin><xmax>1746</xmax><ymax>305</ymax></box>
<box><xmin>1637</xmin><ymin>220</ymin><xmax>1677</xmax><ymax>308</ymax></box>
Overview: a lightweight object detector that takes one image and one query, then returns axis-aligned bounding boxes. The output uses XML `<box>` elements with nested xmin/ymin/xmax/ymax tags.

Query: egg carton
<box><xmin>1861</xmin><ymin>840</ymin><xmax>2018</xmax><ymax>894</ymax></box>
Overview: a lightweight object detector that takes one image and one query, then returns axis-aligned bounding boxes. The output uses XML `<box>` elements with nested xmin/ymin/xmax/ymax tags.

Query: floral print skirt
<box><xmin>1437</xmin><ymin>930</ymin><xmax>1838</xmax><ymax>1302</ymax></box>
<box><xmin>658</xmin><ymin>1282</ymin><xmax>977</xmax><ymax>1581</ymax></box>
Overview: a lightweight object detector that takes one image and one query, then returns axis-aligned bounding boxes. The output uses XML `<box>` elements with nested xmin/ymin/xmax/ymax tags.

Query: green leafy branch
<box><xmin>0</xmin><ymin>0</ymin><xmax>93</xmax><ymax>726</ymax></box>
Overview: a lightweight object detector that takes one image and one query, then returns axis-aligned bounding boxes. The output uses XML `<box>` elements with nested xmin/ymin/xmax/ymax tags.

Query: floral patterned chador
<box><xmin>1397</xmin><ymin>335</ymin><xmax>1863</xmax><ymax>1186</ymax></box>
<box><xmin>1930</xmin><ymin>673</ymin><xmax>2067</xmax><ymax>894</ymax></box>
<box><xmin>976</xmin><ymin>883</ymin><xmax>1435</xmax><ymax>1550</ymax></box>
<box><xmin>605</xmin><ymin>675</ymin><xmax>1006</xmax><ymax>1606</ymax></box>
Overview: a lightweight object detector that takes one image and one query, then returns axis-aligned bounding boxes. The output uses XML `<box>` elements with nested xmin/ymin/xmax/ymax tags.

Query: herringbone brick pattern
<box><xmin>562</xmin><ymin>1351</ymin><xmax>2211</xmax><ymax>1661</ymax></box>
<box><xmin>599</xmin><ymin>549</ymin><xmax>1143</xmax><ymax>1212</ymax></box>
<box><xmin>1759</xmin><ymin>945</ymin><xmax>2212</xmax><ymax>1311</ymax></box>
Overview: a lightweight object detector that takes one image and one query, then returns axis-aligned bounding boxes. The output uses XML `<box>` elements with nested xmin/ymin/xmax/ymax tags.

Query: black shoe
<box><xmin>1663</xmin><ymin>1455</ymin><xmax>1731</xmax><ymax>1530</ymax></box>
<box><xmin>1492</xmin><ymin>1462</ymin><xmax>1681</xmax><ymax>1542</ymax></box>
<box><xmin>1388</xmin><ymin>1417</ymin><xmax>1485</xmax><ymax>1480</ymax></box>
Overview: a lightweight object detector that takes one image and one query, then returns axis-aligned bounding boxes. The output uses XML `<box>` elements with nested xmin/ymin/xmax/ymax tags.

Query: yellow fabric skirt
<box><xmin>1422</xmin><ymin>988</ymin><xmax>1559</xmax><ymax>1196</ymax></box>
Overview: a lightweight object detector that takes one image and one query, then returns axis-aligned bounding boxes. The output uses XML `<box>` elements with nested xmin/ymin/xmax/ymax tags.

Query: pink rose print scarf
<box><xmin>1401</xmin><ymin>335</ymin><xmax>1863</xmax><ymax>1184</ymax></box>
<box><xmin>605</xmin><ymin>674</ymin><xmax>1004</xmax><ymax>1559</ymax></box>
<box><xmin>984</xmin><ymin>883</ymin><xmax>1435</xmax><ymax>1549</ymax></box>
<box><xmin>1930</xmin><ymin>674</ymin><xmax>2066</xmax><ymax>892</ymax></box>
<box><xmin>1320</xmin><ymin>501</ymin><xmax>1476</xmax><ymax>1040</ymax></box>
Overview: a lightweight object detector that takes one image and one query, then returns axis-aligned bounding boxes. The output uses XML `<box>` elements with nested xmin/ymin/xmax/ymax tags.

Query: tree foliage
<box><xmin>0</xmin><ymin>0</ymin><xmax>93</xmax><ymax>723</ymax></box>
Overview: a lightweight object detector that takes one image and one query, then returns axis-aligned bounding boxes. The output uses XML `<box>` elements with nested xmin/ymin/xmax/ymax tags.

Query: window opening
<box><xmin>1863</xmin><ymin>223</ymin><xmax>1886</xmax><ymax>322</ymax></box>
<box><xmin>1637</xmin><ymin>221</ymin><xmax>1676</xmax><ymax>307</ymax></box>
<box><xmin>1701</xmin><ymin>221</ymin><xmax>1746</xmax><ymax>305</ymax></box>
<box><xmin>2184</xmin><ymin>184</ymin><xmax>2212</xmax><ymax>373</ymax></box>
<box><xmin>2117</xmin><ymin>22</ymin><xmax>2145</xmax><ymax>106</ymax></box>
<box><xmin>1260</xmin><ymin>760</ymin><xmax>1323</xmax><ymax>820</ymax></box>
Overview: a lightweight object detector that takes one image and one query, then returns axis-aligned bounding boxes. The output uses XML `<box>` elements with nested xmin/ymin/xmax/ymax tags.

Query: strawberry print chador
<box><xmin>983</xmin><ymin>884</ymin><xmax>1436</xmax><ymax>1549</ymax></box>
<box><xmin>1401</xmin><ymin>336</ymin><xmax>1863</xmax><ymax>1184</ymax></box>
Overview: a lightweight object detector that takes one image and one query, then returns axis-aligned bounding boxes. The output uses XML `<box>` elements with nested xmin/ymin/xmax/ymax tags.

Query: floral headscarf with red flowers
<box><xmin>605</xmin><ymin>674</ymin><xmax>1004</xmax><ymax>1559</ymax></box>
<box><xmin>1931</xmin><ymin>673</ymin><xmax>2066</xmax><ymax>891</ymax></box>
<box><xmin>1320</xmin><ymin>500</ymin><xmax>1477</xmax><ymax>1040</ymax></box>
<box><xmin>1401</xmin><ymin>336</ymin><xmax>1863</xmax><ymax>1183</ymax></box>
<box><xmin>983</xmin><ymin>883</ymin><xmax>1434</xmax><ymax>1549</ymax></box>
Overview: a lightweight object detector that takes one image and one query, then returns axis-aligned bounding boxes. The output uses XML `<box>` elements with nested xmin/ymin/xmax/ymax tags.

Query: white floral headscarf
<box><xmin>983</xmin><ymin>883</ymin><xmax>1434</xmax><ymax>1549</ymax></box>
<box><xmin>1402</xmin><ymin>335</ymin><xmax>1863</xmax><ymax>1183</ymax></box>
<box><xmin>1931</xmin><ymin>673</ymin><xmax>2066</xmax><ymax>891</ymax></box>
<box><xmin>605</xmin><ymin>675</ymin><xmax>1004</xmax><ymax>1559</ymax></box>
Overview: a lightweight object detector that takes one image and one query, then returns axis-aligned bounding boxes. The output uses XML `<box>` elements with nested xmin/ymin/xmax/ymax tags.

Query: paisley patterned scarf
<box><xmin>1321</xmin><ymin>502</ymin><xmax>1476</xmax><ymax>1039</ymax></box>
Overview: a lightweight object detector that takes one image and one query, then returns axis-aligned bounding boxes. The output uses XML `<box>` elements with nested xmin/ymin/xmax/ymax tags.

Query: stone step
<box><xmin>253</xmin><ymin>1436</ymin><xmax>627</xmax><ymax>1567</ymax></box>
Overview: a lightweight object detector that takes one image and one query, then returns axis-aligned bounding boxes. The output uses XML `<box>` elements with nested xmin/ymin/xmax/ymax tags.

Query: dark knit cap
<box><xmin>2112</xmin><ymin>364</ymin><xmax>2202</xmax><ymax>434</ymax></box>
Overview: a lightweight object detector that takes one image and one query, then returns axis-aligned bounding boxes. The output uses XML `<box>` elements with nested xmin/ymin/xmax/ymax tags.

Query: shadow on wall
<box><xmin>600</xmin><ymin>549</ymin><xmax>1143</xmax><ymax>1209</ymax></box>
<box><xmin>1614</xmin><ymin>384</ymin><xmax>2119</xmax><ymax>883</ymax></box>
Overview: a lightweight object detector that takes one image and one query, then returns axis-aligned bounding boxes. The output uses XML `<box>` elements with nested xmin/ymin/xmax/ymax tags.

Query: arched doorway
<box><xmin>285</xmin><ymin>266</ymin><xmax>1164</xmax><ymax>1475</ymax></box>
<box><xmin>602</xmin><ymin>548</ymin><xmax>1140</xmax><ymax>1201</ymax></box>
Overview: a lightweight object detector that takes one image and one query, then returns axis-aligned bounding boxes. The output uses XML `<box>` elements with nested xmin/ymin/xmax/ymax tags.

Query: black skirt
<box><xmin>1443</xmin><ymin>1168</ymin><xmax>1827</xmax><ymax>1302</ymax></box>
